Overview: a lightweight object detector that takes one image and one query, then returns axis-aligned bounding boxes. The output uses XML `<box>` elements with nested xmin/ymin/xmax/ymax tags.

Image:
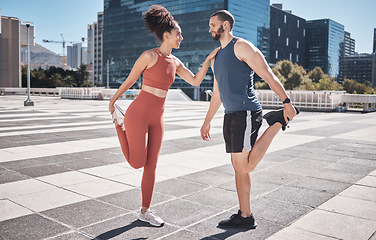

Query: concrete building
<box><xmin>87</xmin><ymin>24</ymin><xmax>94</xmax><ymax>84</ymax></box>
<box><xmin>81</xmin><ymin>46</ymin><xmax>88</xmax><ymax>65</ymax></box>
<box><xmin>306</xmin><ymin>19</ymin><xmax>344</xmax><ymax>81</ymax></box>
<box><xmin>93</xmin><ymin>12</ymin><xmax>103</xmax><ymax>85</ymax></box>
<box><xmin>103</xmin><ymin>0</ymin><xmax>270</xmax><ymax>100</ymax></box>
<box><xmin>344</xmin><ymin>31</ymin><xmax>355</xmax><ymax>56</ymax></box>
<box><xmin>343</xmin><ymin>53</ymin><xmax>376</xmax><ymax>87</ymax></box>
<box><xmin>86</xmin><ymin>12</ymin><xmax>104</xmax><ymax>86</ymax></box>
<box><xmin>67</xmin><ymin>43</ymin><xmax>81</xmax><ymax>69</ymax></box>
<box><xmin>373</xmin><ymin>28</ymin><xmax>376</xmax><ymax>53</ymax></box>
<box><xmin>0</xmin><ymin>15</ymin><xmax>21</xmax><ymax>87</ymax></box>
<box><xmin>270</xmin><ymin>4</ymin><xmax>306</xmax><ymax>66</ymax></box>
<box><xmin>67</xmin><ymin>43</ymin><xmax>88</xmax><ymax>69</ymax></box>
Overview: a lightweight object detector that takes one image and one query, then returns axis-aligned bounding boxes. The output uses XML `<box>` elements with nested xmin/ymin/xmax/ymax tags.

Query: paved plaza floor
<box><xmin>0</xmin><ymin>95</ymin><xmax>375</xmax><ymax>240</ymax></box>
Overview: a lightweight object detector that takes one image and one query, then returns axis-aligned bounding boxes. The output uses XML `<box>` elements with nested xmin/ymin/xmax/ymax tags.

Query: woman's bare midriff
<box><xmin>142</xmin><ymin>85</ymin><xmax>168</xmax><ymax>98</ymax></box>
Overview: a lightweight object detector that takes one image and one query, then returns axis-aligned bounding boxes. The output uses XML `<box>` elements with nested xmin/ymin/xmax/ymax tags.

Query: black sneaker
<box><xmin>263</xmin><ymin>107</ymin><xmax>300</xmax><ymax>131</ymax></box>
<box><xmin>218</xmin><ymin>210</ymin><xmax>257</xmax><ymax>230</ymax></box>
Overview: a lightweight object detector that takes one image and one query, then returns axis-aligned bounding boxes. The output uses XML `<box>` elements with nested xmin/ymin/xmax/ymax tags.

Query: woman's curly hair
<box><xmin>143</xmin><ymin>5</ymin><xmax>178</xmax><ymax>42</ymax></box>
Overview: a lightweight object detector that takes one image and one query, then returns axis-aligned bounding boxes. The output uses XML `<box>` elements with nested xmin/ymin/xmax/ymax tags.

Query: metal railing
<box><xmin>2</xmin><ymin>87</ymin><xmax>375</xmax><ymax>112</ymax></box>
<box><xmin>58</xmin><ymin>87</ymin><xmax>104</xmax><ymax>99</ymax></box>
<box><xmin>256</xmin><ymin>90</ymin><xmax>346</xmax><ymax>111</ymax></box>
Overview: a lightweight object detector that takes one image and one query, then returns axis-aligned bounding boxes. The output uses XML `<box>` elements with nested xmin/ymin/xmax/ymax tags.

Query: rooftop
<box><xmin>0</xmin><ymin>95</ymin><xmax>375</xmax><ymax>239</ymax></box>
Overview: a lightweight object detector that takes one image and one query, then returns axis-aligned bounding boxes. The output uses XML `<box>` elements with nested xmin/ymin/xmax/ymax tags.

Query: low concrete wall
<box><xmin>0</xmin><ymin>88</ymin><xmax>58</xmax><ymax>96</ymax></box>
<box><xmin>2</xmin><ymin>87</ymin><xmax>375</xmax><ymax>112</ymax></box>
<box><xmin>341</xmin><ymin>94</ymin><xmax>376</xmax><ymax>112</ymax></box>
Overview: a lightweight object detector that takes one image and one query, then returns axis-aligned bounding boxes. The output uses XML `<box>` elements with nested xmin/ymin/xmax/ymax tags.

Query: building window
<box><xmin>286</xmin><ymin>38</ymin><xmax>289</xmax><ymax>46</ymax></box>
<box><xmin>284</xmin><ymin>15</ymin><xmax>287</xmax><ymax>23</ymax></box>
<box><xmin>297</xmin><ymin>20</ymin><xmax>300</xmax><ymax>28</ymax></box>
<box><xmin>289</xmin><ymin>53</ymin><xmax>292</xmax><ymax>61</ymax></box>
<box><xmin>303</xmin><ymin>29</ymin><xmax>306</xmax><ymax>37</ymax></box>
<box><xmin>297</xmin><ymin>41</ymin><xmax>299</xmax><ymax>49</ymax></box>
<box><xmin>278</xmin><ymin>28</ymin><xmax>281</xmax><ymax>37</ymax></box>
<box><xmin>276</xmin><ymin>50</ymin><xmax>278</xmax><ymax>59</ymax></box>
<box><xmin>296</xmin><ymin>54</ymin><xmax>299</xmax><ymax>62</ymax></box>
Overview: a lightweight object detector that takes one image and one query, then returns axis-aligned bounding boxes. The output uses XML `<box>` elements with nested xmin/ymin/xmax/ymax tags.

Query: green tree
<box><xmin>308</xmin><ymin>67</ymin><xmax>324</xmax><ymax>83</ymax></box>
<box><xmin>279</xmin><ymin>60</ymin><xmax>293</xmax><ymax>79</ymax></box>
<box><xmin>76</xmin><ymin>64</ymin><xmax>89</xmax><ymax>87</ymax></box>
<box><xmin>285</xmin><ymin>72</ymin><xmax>303</xmax><ymax>90</ymax></box>
<box><xmin>299</xmin><ymin>80</ymin><xmax>318</xmax><ymax>90</ymax></box>
<box><xmin>254</xmin><ymin>80</ymin><xmax>269</xmax><ymax>89</ymax></box>
<box><xmin>272</xmin><ymin>60</ymin><xmax>306</xmax><ymax>90</ymax></box>
<box><xmin>342</xmin><ymin>79</ymin><xmax>375</xmax><ymax>94</ymax></box>
<box><xmin>21</xmin><ymin>66</ymin><xmax>27</xmax><ymax>87</ymax></box>
<box><xmin>272</xmin><ymin>66</ymin><xmax>286</xmax><ymax>84</ymax></box>
<box><xmin>31</xmin><ymin>68</ymin><xmax>46</xmax><ymax>87</ymax></box>
<box><xmin>64</xmin><ymin>75</ymin><xmax>75</xmax><ymax>87</ymax></box>
<box><xmin>50</xmin><ymin>73</ymin><xmax>63</xmax><ymax>87</ymax></box>
<box><xmin>317</xmin><ymin>76</ymin><xmax>342</xmax><ymax>90</ymax></box>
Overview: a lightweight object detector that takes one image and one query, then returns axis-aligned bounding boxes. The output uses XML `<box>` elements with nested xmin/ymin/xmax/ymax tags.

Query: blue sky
<box><xmin>0</xmin><ymin>0</ymin><xmax>103</xmax><ymax>54</ymax></box>
<box><xmin>271</xmin><ymin>0</ymin><xmax>375</xmax><ymax>54</ymax></box>
<box><xmin>1</xmin><ymin>0</ymin><xmax>375</xmax><ymax>55</ymax></box>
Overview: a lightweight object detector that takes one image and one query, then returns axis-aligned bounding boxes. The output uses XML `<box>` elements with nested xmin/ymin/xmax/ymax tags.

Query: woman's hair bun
<box><xmin>143</xmin><ymin>5</ymin><xmax>177</xmax><ymax>42</ymax></box>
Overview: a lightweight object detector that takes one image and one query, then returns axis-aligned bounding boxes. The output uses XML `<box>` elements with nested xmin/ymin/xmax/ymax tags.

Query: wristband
<box><xmin>283</xmin><ymin>98</ymin><xmax>291</xmax><ymax>104</ymax></box>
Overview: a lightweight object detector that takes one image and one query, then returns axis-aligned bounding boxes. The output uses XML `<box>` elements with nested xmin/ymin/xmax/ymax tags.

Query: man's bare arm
<box><xmin>234</xmin><ymin>39</ymin><xmax>296</xmax><ymax>122</ymax></box>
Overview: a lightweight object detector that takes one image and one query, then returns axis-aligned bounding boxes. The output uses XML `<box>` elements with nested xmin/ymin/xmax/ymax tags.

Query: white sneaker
<box><xmin>138</xmin><ymin>209</ymin><xmax>164</xmax><ymax>227</ymax></box>
<box><xmin>112</xmin><ymin>104</ymin><xmax>124</xmax><ymax>126</ymax></box>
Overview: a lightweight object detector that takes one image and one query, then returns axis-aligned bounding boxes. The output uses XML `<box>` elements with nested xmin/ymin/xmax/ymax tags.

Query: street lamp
<box><xmin>106</xmin><ymin>59</ymin><xmax>114</xmax><ymax>89</ymax></box>
<box><xmin>23</xmin><ymin>21</ymin><xmax>34</xmax><ymax>106</ymax></box>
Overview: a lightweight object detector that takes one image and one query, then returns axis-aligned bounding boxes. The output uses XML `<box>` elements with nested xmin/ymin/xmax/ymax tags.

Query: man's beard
<box><xmin>213</xmin><ymin>25</ymin><xmax>224</xmax><ymax>40</ymax></box>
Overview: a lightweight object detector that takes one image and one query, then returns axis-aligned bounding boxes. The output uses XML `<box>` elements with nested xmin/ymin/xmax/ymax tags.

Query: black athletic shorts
<box><xmin>223</xmin><ymin>110</ymin><xmax>263</xmax><ymax>153</ymax></box>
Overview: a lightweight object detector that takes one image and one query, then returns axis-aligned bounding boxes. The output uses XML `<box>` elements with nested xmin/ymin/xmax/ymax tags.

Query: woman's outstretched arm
<box><xmin>108</xmin><ymin>51</ymin><xmax>153</xmax><ymax>113</ymax></box>
<box><xmin>175</xmin><ymin>47</ymin><xmax>219</xmax><ymax>86</ymax></box>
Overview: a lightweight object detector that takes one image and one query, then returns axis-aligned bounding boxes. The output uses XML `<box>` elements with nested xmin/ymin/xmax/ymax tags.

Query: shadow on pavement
<box><xmin>200</xmin><ymin>227</ymin><xmax>252</xmax><ymax>240</ymax></box>
<box><xmin>91</xmin><ymin>220</ymin><xmax>159</xmax><ymax>240</ymax></box>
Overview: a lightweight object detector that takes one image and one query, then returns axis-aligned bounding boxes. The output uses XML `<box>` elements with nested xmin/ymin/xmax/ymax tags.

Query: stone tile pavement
<box><xmin>0</xmin><ymin>95</ymin><xmax>375</xmax><ymax>240</ymax></box>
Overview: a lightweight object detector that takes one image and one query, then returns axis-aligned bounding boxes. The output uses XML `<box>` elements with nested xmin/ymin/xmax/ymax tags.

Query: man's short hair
<box><xmin>210</xmin><ymin>10</ymin><xmax>235</xmax><ymax>30</ymax></box>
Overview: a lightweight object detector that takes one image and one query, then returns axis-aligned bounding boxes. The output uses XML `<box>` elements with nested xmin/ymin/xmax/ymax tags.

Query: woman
<box><xmin>108</xmin><ymin>5</ymin><xmax>219</xmax><ymax>227</ymax></box>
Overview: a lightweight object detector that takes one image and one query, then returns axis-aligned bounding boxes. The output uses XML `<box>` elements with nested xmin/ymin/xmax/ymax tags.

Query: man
<box><xmin>200</xmin><ymin>10</ymin><xmax>298</xmax><ymax>229</ymax></box>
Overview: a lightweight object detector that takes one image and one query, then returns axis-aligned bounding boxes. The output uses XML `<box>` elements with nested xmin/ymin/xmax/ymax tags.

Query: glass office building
<box><xmin>306</xmin><ymin>19</ymin><xmax>344</xmax><ymax>81</ymax></box>
<box><xmin>269</xmin><ymin>4</ymin><xmax>306</xmax><ymax>66</ymax></box>
<box><xmin>343</xmin><ymin>53</ymin><xmax>376</xmax><ymax>87</ymax></box>
<box><xmin>373</xmin><ymin>28</ymin><xmax>376</xmax><ymax>53</ymax></box>
<box><xmin>103</xmin><ymin>0</ymin><xmax>270</xmax><ymax>100</ymax></box>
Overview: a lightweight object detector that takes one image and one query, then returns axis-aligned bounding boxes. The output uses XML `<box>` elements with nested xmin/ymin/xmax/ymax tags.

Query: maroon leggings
<box><xmin>115</xmin><ymin>90</ymin><xmax>165</xmax><ymax>208</ymax></box>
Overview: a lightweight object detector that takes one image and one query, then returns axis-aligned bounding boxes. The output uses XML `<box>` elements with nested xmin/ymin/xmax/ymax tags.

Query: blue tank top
<box><xmin>214</xmin><ymin>37</ymin><xmax>262</xmax><ymax>113</ymax></box>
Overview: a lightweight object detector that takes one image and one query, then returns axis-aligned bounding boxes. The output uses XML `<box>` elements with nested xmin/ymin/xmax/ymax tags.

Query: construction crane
<box><xmin>43</xmin><ymin>34</ymin><xmax>84</xmax><ymax>70</ymax></box>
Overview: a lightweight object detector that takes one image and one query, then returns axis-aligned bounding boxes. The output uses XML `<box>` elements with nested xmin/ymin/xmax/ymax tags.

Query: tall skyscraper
<box><xmin>87</xmin><ymin>24</ymin><xmax>94</xmax><ymax>84</ymax></box>
<box><xmin>81</xmin><ymin>47</ymin><xmax>88</xmax><ymax>65</ymax></box>
<box><xmin>306</xmin><ymin>19</ymin><xmax>344</xmax><ymax>81</ymax></box>
<box><xmin>373</xmin><ymin>28</ymin><xmax>376</xmax><ymax>53</ymax></box>
<box><xmin>67</xmin><ymin>43</ymin><xmax>82</xmax><ymax>69</ymax></box>
<box><xmin>269</xmin><ymin>4</ymin><xmax>306</xmax><ymax>66</ymax></box>
<box><xmin>344</xmin><ymin>31</ymin><xmax>355</xmax><ymax>56</ymax></box>
<box><xmin>93</xmin><ymin>12</ymin><xmax>103</xmax><ymax>85</ymax></box>
<box><xmin>0</xmin><ymin>15</ymin><xmax>22</xmax><ymax>87</ymax></box>
<box><xmin>103</xmin><ymin>0</ymin><xmax>270</xmax><ymax>100</ymax></box>
<box><xmin>67</xmin><ymin>43</ymin><xmax>88</xmax><ymax>69</ymax></box>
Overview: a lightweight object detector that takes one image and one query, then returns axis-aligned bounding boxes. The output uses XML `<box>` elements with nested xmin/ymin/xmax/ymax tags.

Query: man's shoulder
<box><xmin>234</xmin><ymin>37</ymin><xmax>255</xmax><ymax>48</ymax></box>
<box><xmin>234</xmin><ymin>38</ymin><xmax>258</xmax><ymax>57</ymax></box>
